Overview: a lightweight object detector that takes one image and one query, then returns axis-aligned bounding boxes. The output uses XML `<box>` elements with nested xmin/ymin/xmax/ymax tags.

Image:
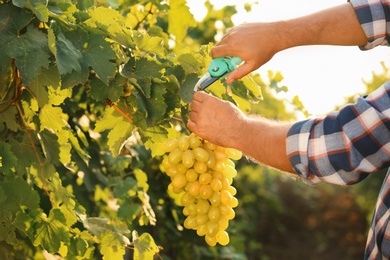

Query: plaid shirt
<box><xmin>286</xmin><ymin>0</ymin><xmax>390</xmax><ymax>259</ymax></box>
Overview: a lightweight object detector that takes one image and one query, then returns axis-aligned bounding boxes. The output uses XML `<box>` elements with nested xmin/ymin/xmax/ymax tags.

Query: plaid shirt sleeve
<box><xmin>348</xmin><ymin>0</ymin><xmax>390</xmax><ymax>49</ymax></box>
<box><xmin>286</xmin><ymin>81</ymin><xmax>390</xmax><ymax>186</ymax></box>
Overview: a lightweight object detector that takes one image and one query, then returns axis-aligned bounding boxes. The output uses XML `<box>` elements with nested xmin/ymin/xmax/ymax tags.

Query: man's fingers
<box><xmin>226</xmin><ymin>62</ymin><xmax>254</xmax><ymax>84</ymax></box>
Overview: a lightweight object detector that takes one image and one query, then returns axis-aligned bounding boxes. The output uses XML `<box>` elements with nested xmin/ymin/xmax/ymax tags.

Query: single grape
<box><xmin>216</xmin><ymin>230</ymin><xmax>230</xmax><ymax>246</ymax></box>
<box><xmin>193</xmin><ymin>147</ymin><xmax>209</xmax><ymax>162</ymax></box>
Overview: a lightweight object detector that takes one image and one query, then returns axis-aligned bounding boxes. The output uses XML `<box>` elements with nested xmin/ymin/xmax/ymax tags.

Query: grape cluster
<box><xmin>161</xmin><ymin>133</ymin><xmax>242</xmax><ymax>246</ymax></box>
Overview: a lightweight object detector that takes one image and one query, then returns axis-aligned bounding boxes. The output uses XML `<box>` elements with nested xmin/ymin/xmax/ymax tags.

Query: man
<box><xmin>187</xmin><ymin>1</ymin><xmax>390</xmax><ymax>259</ymax></box>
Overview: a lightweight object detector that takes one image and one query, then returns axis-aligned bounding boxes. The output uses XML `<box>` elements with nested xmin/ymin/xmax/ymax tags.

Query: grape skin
<box><xmin>162</xmin><ymin>133</ymin><xmax>242</xmax><ymax>247</ymax></box>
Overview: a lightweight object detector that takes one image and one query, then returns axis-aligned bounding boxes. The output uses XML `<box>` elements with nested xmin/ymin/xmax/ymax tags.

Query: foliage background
<box><xmin>0</xmin><ymin>0</ymin><xmax>389</xmax><ymax>259</ymax></box>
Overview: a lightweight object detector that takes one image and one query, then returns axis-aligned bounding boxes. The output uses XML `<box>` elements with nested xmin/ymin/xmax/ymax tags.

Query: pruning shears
<box><xmin>194</xmin><ymin>56</ymin><xmax>243</xmax><ymax>91</ymax></box>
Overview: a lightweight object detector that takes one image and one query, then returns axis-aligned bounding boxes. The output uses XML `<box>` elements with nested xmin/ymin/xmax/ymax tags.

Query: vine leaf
<box><xmin>55</xmin><ymin>32</ymin><xmax>83</xmax><ymax>75</ymax></box>
<box><xmin>39</xmin><ymin>105</ymin><xmax>66</xmax><ymax>132</ymax></box>
<box><xmin>39</xmin><ymin>129</ymin><xmax>60</xmax><ymax>166</ymax></box>
<box><xmin>1</xmin><ymin>23</ymin><xmax>50</xmax><ymax>85</ymax></box>
<box><xmin>133</xmin><ymin>31</ymin><xmax>165</xmax><ymax>57</ymax></box>
<box><xmin>133</xmin><ymin>232</ymin><xmax>159</xmax><ymax>259</ymax></box>
<box><xmin>0</xmin><ymin>178</ymin><xmax>41</xmax><ymax>243</ymax></box>
<box><xmin>167</xmin><ymin>0</ymin><xmax>196</xmax><ymax>42</ymax></box>
<box><xmin>95</xmin><ymin>107</ymin><xmax>134</xmax><ymax>157</ymax></box>
<box><xmin>33</xmin><ymin>209</ymin><xmax>70</xmax><ymax>253</ymax></box>
<box><xmin>83</xmin><ymin>34</ymin><xmax>116</xmax><ymax>85</ymax></box>
<box><xmin>0</xmin><ymin>141</ymin><xmax>18</xmax><ymax>174</ymax></box>
<box><xmin>180</xmin><ymin>73</ymin><xmax>198</xmax><ymax>103</ymax></box>
<box><xmin>0</xmin><ymin>106</ymin><xmax>18</xmax><ymax>132</ymax></box>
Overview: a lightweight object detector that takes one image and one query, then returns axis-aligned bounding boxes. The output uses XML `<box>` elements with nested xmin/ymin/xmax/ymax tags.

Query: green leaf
<box><xmin>39</xmin><ymin>129</ymin><xmax>60</xmax><ymax>166</ymax></box>
<box><xmin>39</xmin><ymin>105</ymin><xmax>66</xmax><ymax>132</ymax></box>
<box><xmin>117</xmin><ymin>203</ymin><xmax>142</xmax><ymax>223</ymax></box>
<box><xmin>84</xmin><ymin>34</ymin><xmax>116</xmax><ymax>85</ymax></box>
<box><xmin>167</xmin><ymin>0</ymin><xmax>196</xmax><ymax>42</ymax></box>
<box><xmin>33</xmin><ymin>209</ymin><xmax>70</xmax><ymax>253</ymax></box>
<box><xmin>113</xmin><ymin>177</ymin><xmax>137</xmax><ymax>198</ymax></box>
<box><xmin>94</xmin><ymin>106</ymin><xmax>134</xmax><ymax>157</ymax></box>
<box><xmin>55</xmin><ymin>32</ymin><xmax>82</xmax><ymax>75</ymax></box>
<box><xmin>107</xmin><ymin>118</ymin><xmax>133</xmax><ymax>157</ymax></box>
<box><xmin>0</xmin><ymin>105</ymin><xmax>18</xmax><ymax>132</ymax></box>
<box><xmin>84</xmin><ymin>6</ymin><xmax>134</xmax><ymax>48</ymax></box>
<box><xmin>0</xmin><ymin>20</ymin><xmax>50</xmax><ymax>85</ymax></box>
<box><xmin>0</xmin><ymin>141</ymin><xmax>18</xmax><ymax>174</ymax></box>
<box><xmin>133</xmin><ymin>233</ymin><xmax>159</xmax><ymax>260</ymax></box>
<box><xmin>30</xmin><ymin>2</ymin><xmax>49</xmax><ymax>22</ymax></box>
<box><xmin>12</xmin><ymin>0</ymin><xmax>25</xmax><ymax>8</ymax></box>
<box><xmin>177</xmin><ymin>53</ymin><xmax>205</xmax><ymax>74</ymax></box>
<box><xmin>89</xmin><ymin>75</ymin><xmax>124</xmax><ymax>102</ymax></box>
<box><xmin>142</xmin><ymin>125</ymin><xmax>168</xmax><ymax>157</ymax></box>
<box><xmin>133</xmin><ymin>31</ymin><xmax>165</xmax><ymax>57</ymax></box>
<box><xmin>100</xmin><ymin>232</ymin><xmax>126</xmax><ymax>260</ymax></box>
<box><xmin>121</xmin><ymin>57</ymin><xmax>164</xmax><ymax>80</ymax></box>
<box><xmin>179</xmin><ymin>73</ymin><xmax>198</xmax><ymax>103</ymax></box>
<box><xmin>0</xmin><ymin>177</ymin><xmax>41</xmax><ymax>242</ymax></box>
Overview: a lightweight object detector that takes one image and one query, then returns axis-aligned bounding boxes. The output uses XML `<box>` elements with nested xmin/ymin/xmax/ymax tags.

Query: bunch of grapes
<box><xmin>161</xmin><ymin>133</ymin><xmax>242</xmax><ymax>246</ymax></box>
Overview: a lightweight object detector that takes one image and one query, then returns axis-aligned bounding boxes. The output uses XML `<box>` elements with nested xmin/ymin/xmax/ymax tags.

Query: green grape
<box><xmin>206</xmin><ymin>222</ymin><xmax>219</xmax><ymax>237</ymax></box>
<box><xmin>220</xmin><ymin>190</ymin><xmax>233</xmax><ymax>205</ymax></box>
<box><xmin>203</xmin><ymin>141</ymin><xmax>216</xmax><ymax>151</ymax></box>
<box><xmin>168</xmin><ymin>148</ymin><xmax>183</xmax><ymax>165</ymax></box>
<box><xmin>206</xmin><ymin>150</ymin><xmax>216</xmax><ymax>168</ymax></box>
<box><xmin>196</xmin><ymin>214</ymin><xmax>209</xmax><ymax>226</ymax></box>
<box><xmin>216</xmin><ymin>230</ymin><xmax>230</xmax><ymax>246</ymax></box>
<box><xmin>196</xmin><ymin>199</ymin><xmax>210</xmax><ymax>215</ymax></box>
<box><xmin>178</xmin><ymin>135</ymin><xmax>190</xmax><ymax>151</ymax></box>
<box><xmin>193</xmin><ymin>147</ymin><xmax>209</xmax><ymax>162</ymax></box>
<box><xmin>189</xmin><ymin>134</ymin><xmax>201</xmax><ymax>148</ymax></box>
<box><xmin>171</xmin><ymin>173</ymin><xmax>187</xmax><ymax>190</ymax></box>
<box><xmin>188</xmin><ymin>181</ymin><xmax>201</xmax><ymax>196</ymax></box>
<box><xmin>223</xmin><ymin>165</ymin><xmax>237</xmax><ymax>179</ymax></box>
<box><xmin>205</xmin><ymin>235</ymin><xmax>217</xmax><ymax>247</ymax></box>
<box><xmin>196</xmin><ymin>224</ymin><xmax>207</xmax><ymax>237</ymax></box>
<box><xmin>198</xmin><ymin>172</ymin><xmax>212</xmax><ymax>185</ymax></box>
<box><xmin>208</xmin><ymin>206</ymin><xmax>220</xmax><ymax>222</ymax></box>
<box><xmin>210</xmin><ymin>178</ymin><xmax>222</xmax><ymax>191</ymax></box>
<box><xmin>214</xmin><ymin>149</ymin><xmax>228</xmax><ymax>161</ymax></box>
<box><xmin>162</xmin><ymin>138</ymin><xmax>178</xmax><ymax>153</ymax></box>
<box><xmin>218</xmin><ymin>215</ymin><xmax>229</xmax><ymax>230</ymax></box>
<box><xmin>199</xmin><ymin>185</ymin><xmax>213</xmax><ymax>199</ymax></box>
<box><xmin>182</xmin><ymin>150</ymin><xmax>195</xmax><ymax>168</ymax></box>
<box><xmin>186</xmin><ymin>169</ymin><xmax>198</xmax><ymax>182</ymax></box>
<box><xmin>230</xmin><ymin>197</ymin><xmax>239</xmax><ymax>208</ymax></box>
<box><xmin>209</xmin><ymin>191</ymin><xmax>221</xmax><ymax>206</ymax></box>
<box><xmin>219</xmin><ymin>203</ymin><xmax>231</xmax><ymax>215</ymax></box>
<box><xmin>225</xmin><ymin>147</ymin><xmax>242</xmax><ymax>160</ymax></box>
<box><xmin>227</xmin><ymin>186</ymin><xmax>237</xmax><ymax>196</ymax></box>
<box><xmin>184</xmin><ymin>215</ymin><xmax>197</xmax><ymax>229</ymax></box>
<box><xmin>180</xmin><ymin>192</ymin><xmax>195</xmax><ymax>206</ymax></box>
<box><xmin>161</xmin><ymin>133</ymin><xmax>243</xmax><ymax>247</ymax></box>
<box><xmin>194</xmin><ymin>161</ymin><xmax>207</xmax><ymax>174</ymax></box>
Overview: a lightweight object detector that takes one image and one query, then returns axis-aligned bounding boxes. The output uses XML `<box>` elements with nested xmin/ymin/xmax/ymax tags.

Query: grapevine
<box><xmin>161</xmin><ymin>133</ymin><xmax>242</xmax><ymax>246</ymax></box>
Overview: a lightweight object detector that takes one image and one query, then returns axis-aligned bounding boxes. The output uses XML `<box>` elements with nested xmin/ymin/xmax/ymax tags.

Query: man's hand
<box><xmin>188</xmin><ymin>92</ymin><xmax>294</xmax><ymax>173</ymax></box>
<box><xmin>187</xmin><ymin>92</ymin><xmax>246</xmax><ymax>149</ymax></box>
<box><xmin>210</xmin><ymin>3</ymin><xmax>367</xmax><ymax>84</ymax></box>
<box><xmin>211</xmin><ymin>22</ymin><xmax>281</xmax><ymax>84</ymax></box>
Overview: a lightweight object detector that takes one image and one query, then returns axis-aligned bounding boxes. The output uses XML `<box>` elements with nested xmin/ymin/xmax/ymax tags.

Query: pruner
<box><xmin>194</xmin><ymin>56</ymin><xmax>243</xmax><ymax>91</ymax></box>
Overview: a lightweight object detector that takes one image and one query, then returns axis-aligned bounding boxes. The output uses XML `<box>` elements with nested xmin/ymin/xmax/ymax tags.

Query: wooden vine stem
<box><xmin>106</xmin><ymin>98</ymin><xmax>133</xmax><ymax>123</ymax></box>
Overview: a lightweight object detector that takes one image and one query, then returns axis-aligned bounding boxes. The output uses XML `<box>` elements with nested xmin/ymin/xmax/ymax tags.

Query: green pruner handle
<box><xmin>208</xmin><ymin>56</ymin><xmax>243</xmax><ymax>78</ymax></box>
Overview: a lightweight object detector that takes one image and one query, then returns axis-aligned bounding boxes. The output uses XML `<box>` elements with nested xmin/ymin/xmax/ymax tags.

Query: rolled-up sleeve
<box><xmin>349</xmin><ymin>0</ymin><xmax>390</xmax><ymax>49</ymax></box>
<box><xmin>287</xmin><ymin>81</ymin><xmax>390</xmax><ymax>186</ymax></box>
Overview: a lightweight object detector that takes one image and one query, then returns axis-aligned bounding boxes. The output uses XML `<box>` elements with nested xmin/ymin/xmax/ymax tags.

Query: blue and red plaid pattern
<box><xmin>287</xmin><ymin>1</ymin><xmax>390</xmax><ymax>258</ymax></box>
<box><xmin>349</xmin><ymin>0</ymin><xmax>390</xmax><ymax>49</ymax></box>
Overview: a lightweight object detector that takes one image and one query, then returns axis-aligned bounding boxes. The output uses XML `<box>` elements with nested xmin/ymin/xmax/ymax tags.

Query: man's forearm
<box><xmin>235</xmin><ymin>117</ymin><xmax>294</xmax><ymax>173</ymax></box>
<box><xmin>275</xmin><ymin>3</ymin><xmax>367</xmax><ymax>51</ymax></box>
